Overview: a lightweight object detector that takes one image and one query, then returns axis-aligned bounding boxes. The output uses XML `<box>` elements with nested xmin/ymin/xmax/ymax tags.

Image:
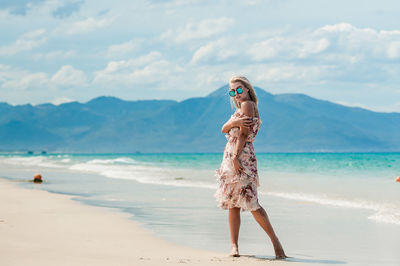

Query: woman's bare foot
<box><xmin>229</xmin><ymin>244</ymin><xmax>240</xmax><ymax>257</ymax></box>
<box><xmin>273</xmin><ymin>240</ymin><xmax>286</xmax><ymax>260</ymax></box>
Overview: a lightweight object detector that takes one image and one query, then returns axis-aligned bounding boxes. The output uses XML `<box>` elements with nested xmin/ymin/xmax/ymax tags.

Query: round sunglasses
<box><xmin>229</xmin><ymin>87</ymin><xmax>243</xmax><ymax>97</ymax></box>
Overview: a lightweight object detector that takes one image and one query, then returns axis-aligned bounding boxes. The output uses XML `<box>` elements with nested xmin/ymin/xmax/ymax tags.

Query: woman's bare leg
<box><xmin>251</xmin><ymin>206</ymin><xmax>286</xmax><ymax>259</ymax></box>
<box><xmin>228</xmin><ymin>207</ymin><xmax>241</xmax><ymax>257</ymax></box>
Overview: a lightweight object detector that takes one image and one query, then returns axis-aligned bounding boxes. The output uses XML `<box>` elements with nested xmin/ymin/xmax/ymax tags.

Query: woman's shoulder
<box><xmin>241</xmin><ymin>100</ymin><xmax>255</xmax><ymax>107</ymax></box>
<box><xmin>240</xmin><ymin>101</ymin><xmax>257</xmax><ymax>117</ymax></box>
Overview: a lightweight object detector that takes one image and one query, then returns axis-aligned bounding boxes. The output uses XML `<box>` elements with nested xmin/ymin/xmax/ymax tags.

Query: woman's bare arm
<box><xmin>221</xmin><ymin>119</ymin><xmax>235</xmax><ymax>133</ymax></box>
<box><xmin>233</xmin><ymin>101</ymin><xmax>255</xmax><ymax>157</ymax></box>
<box><xmin>231</xmin><ymin>101</ymin><xmax>255</xmax><ymax>175</ymax></box>
<box><xmin>221</xmin><ymin>115</ymin><xmax>254</xmax><ymax>133</ymax></box>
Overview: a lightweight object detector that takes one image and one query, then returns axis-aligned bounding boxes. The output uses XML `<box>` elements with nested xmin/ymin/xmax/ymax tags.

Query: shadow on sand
<box><xmin>240</xmin><ymin>254</ymin><xmax>347</xmax><ymax>264</ymax></box>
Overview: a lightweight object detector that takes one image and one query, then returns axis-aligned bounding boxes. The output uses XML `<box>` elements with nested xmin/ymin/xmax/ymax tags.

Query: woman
<box><xmin>215</xmin><ymin>76</ymin><xmax>286</xmax><ymax>259</ymax></box>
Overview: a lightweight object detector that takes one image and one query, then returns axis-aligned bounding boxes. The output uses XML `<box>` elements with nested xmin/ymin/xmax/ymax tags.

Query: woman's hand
<box><xmin>232</xmin><ymin>116</ymin><xmax>254</xmax><ymax>129</ymax></box>
<box><xmin>232</xmin><ymin>156</ymin><xmax>244</xmax><ymax>175</ymax></box>
<box><xmin>222</xmin><ymin>115</ymin><xmax>254</xmax><ymax>133</ymax></box>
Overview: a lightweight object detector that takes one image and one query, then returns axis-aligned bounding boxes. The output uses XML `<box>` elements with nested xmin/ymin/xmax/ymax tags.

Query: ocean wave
<box><xmin>83</xmin><ymin>157</ymin><xmax>138</xmax><ymax>165</ymax></box>
<box><xmin>368</xmin><ymin>211</ymin><xmax>400</xmax><ymax>226</ymax></box>
<box><xmin>1</xmin><ymin>156</ymin><xmax>63</xmax><ymax>168</ymax></box>
<box><xmin>266</xmin><ymin>191</ymin><xmax>400</xmax><ymax>226</ymax></box>
<box><xmin>69</xmin><ymin>161</ymin><xmax>216</xmax><ymax>190</ymax></box>
<box><xmin>55</xmin><ymin>154</ymin><xmax>70</xmax><ymax>158</ymax></box>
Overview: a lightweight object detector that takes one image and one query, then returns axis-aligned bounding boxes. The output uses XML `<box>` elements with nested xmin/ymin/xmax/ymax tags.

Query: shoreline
<box><xmin>0</xmin><ymin>178</ymin><xmax>306</xmax><ymax>266</ymax></box>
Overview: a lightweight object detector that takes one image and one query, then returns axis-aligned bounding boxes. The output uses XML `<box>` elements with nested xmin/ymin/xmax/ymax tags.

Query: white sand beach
<box><xmin>0</xmin><ymin>178</ymin><xmax>307</xmax><ymax>266</ymax></box>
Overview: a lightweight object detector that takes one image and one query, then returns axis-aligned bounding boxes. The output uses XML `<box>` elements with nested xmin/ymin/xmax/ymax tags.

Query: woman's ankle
<box><xmin>230</xmin><ymin>244</ymin><xmax>240</xmax><ymax>257</ymax></box>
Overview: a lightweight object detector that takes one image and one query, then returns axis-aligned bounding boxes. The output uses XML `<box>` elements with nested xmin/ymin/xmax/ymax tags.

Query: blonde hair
<box><xmin>229</xmin><ymin>76</ymin><xmax>258</xmax><ymax>109</ymax></box>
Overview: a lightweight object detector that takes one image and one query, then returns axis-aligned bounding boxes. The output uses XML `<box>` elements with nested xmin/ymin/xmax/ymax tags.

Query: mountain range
<box><xmin>1</xmin><ymin>86</ymin><xmax>399</xmax><ymax>153</ymax></box>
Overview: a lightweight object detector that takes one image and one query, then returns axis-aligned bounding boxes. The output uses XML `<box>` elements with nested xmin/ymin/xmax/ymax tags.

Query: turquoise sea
<box><xmin>1</xmin><ymin>152</ymin><xmax>400</xmax><ymax>265</ymax></box>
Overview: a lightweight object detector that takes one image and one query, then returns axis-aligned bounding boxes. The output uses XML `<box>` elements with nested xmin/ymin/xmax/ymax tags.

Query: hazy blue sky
<box><xmin>1</xmin><ymin>0</ymin><xmax>400</xmax><ymax>112</ymax></box>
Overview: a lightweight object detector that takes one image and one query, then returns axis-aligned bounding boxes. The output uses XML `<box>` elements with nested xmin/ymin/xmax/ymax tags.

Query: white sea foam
<box><xmin>266</xmin><ymin>191</ymin><xmax>400</xmax><ymax>226</ymax></box>
<box><xmin>56</xmin><ymin>154</ymin><xmax>70</xmax><ymax>158</ymax></box>
<box><xmin>368</xmin><ymin>211</ymin><xmax>400</xmax><ymax>226</ymax></box>
<box><xmin>83</xmin><ymin>157</ymin><xmax>137</xmax><ymax>165</ymax></box>
<box><xmin>68</xmin><ymin>160</ymin><xmax>216</xmax><ymax>190</ymax></box>
<box><xmin>2</xmin><ymin>156</ymin><xmax>63</xmax><ymax>168</ymax></box>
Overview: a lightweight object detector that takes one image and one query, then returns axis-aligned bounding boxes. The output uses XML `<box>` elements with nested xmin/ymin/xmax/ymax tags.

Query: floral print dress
<box><xmin>215</xmin><ymin>109</ymin><xmax>262</xmax><ymax>211</ymax></box>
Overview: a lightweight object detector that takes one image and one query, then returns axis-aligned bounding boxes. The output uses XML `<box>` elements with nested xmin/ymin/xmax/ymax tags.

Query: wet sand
<box><xmin>0</xmin><ymin>178</ymin><xmax>307</xmax><ymax>266</ymax></box>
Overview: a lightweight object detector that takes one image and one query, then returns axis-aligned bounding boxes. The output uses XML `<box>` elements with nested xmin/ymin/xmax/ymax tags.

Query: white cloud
<box><xmin>249</xmin><ymin>64</ymin><xmax>330</xmax><ymax>83</ymax></box>
<box><xmin>50</xmin><ymin>65</ymin><xmax>88</xmax><ymax>88</ymax></box>
<box><xmin>191</xmin><ymin>43</ymin><xmax>215</xmax><ymax>64</ymax></box>
<box><xmin>248</xmin><ymin>37</ymin><xmax>284</xmax><ymax>60</ymax></box>
<box><xmin>0</xmin><ymin>64</ymin><xmax>48</xmax><ymax>90</ymax></box>
<box><xmin>297</xmin><ymin>38</ymin><xmax>330</xmax><ymax>58</ymax></box>
<box><xmin>64</xmin><ymin>17</ymin><xmax>113</xmax><ymax>35</ymax></box>
<box><xmin>249</xmin><ymin>35</ymin><xmax>332</xmax><ymax>61</ymax></box>
<box><xmin>1</xmin><ymin>70</ymin><xmax>48</xmax><ymax>90</ymax></box>
<box><xmin>51</xmin><ymin>97</ymin><xmax>75</xmax><ymax>105</ymax></box>
<box><xmin>386</xmin><ymin>41</ymin><xmax>400</xmax><ymax>59</ymax></box>
<box><xmin>248</xmin><ymin>36</ymin><xmax>331</xmax><ymax>61</ymax></box>
<box><xmin>93</xmin><ymin>51</ymin><xmax>184</xmax><ymax>89</ymax></box>
<box><xmin>317</xmin><ymin>23</ymin><xmax>400</xmax><ymax>60</ymax></box>
<box><xmin>161</xmin><ymin>17</ymin><xmax>234</xmax><ymax>43</ymax></box>
<box><xmin>107</xmin><ymin>39</ymin><xmax>142</xmax><ymax>58</ymax></box>
<box><xmin>98</xmin><ymin>51</ymin><xmax>162</xmax><ymax>74</ymax></box>
<box><xmin>148</xmin><ymin>0</ymin><xmax>201</xmax><ymax>8</ymax></box>
<box><xmin>320</xmin><ymin>22</ymin><xmax>356</xmax><ymax>33</ymax></box>
<box><xmin>190</xmin><ymin>38</ymin><xmax>236</xmax><ymax>65</ymax></box>
<box><xmin>32</xmin><ymin>49</ymin><xmax>76</xmax><ymax>60</ymax></box>
<box><xmin>0</xmin><ymin>29</ymin><xmax>47</xmax><ymax>56</ymax></box>
<box><xmin>247</xmin><ymin>22</ymin><xmax>400</xmax><ymax>64</ymax></box>
<box><xmin>0</xmin><ymin>64</ymin><xmax>87</xmax><ymax>90</ymax></box>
